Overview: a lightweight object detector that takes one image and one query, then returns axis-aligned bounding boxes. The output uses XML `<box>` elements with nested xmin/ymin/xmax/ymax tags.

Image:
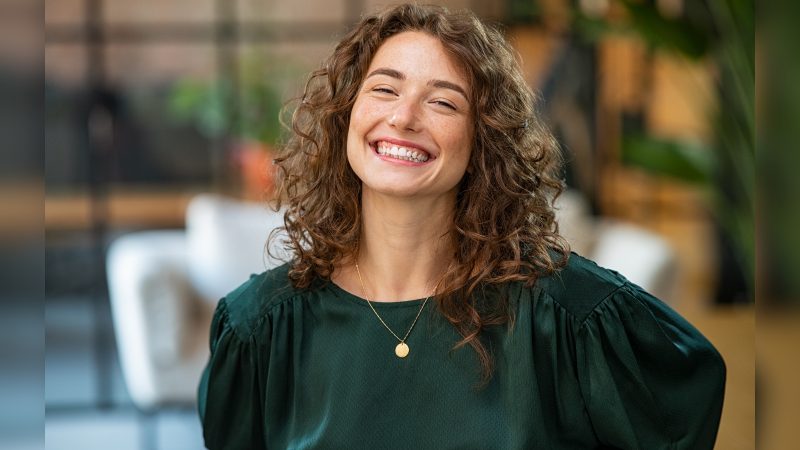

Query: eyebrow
<box><xmin>365</xmin><ymin>67</ymin><xmax>469</xmax><ymax>101</ymax></box>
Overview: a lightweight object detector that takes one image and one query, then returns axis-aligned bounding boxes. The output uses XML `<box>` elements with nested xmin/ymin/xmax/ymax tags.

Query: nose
<box><xmin>388</xmin><ymin>98</ymin><xmax>421</xmax><ymax>132</ymax></box>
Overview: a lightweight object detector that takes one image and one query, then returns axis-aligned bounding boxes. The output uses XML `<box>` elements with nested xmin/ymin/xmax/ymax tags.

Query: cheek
<box><xmin>349</xmin><ymin>96</ymin><xmax>385</xmax><ymax>130</ymax></box>
<box><xmin>346</xmin><ymin>100</ymin><xmax>370</xmax><ymax>174</ymax></box>
<box><xmin>346</xmin><ymin>99</ymin><xmax>368</xmax><ymax>149</ymax></box>
<box><xmin>442</xmin><ymin>122</ymin><xmax>473</xmax><ymax>166</ymax></box>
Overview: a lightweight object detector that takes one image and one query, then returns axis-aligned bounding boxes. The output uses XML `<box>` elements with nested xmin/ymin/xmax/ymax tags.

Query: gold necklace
<box><xmin>354</xmin><ymin>262</ymin><xmax>437</xmax><ymax>358</ymax></box>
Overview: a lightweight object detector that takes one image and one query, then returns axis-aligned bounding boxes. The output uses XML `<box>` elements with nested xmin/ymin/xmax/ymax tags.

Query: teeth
<box><xmin>375</xmin><ymin>141</ymin><xmax>429</xmax><ymax>163</ymax></box>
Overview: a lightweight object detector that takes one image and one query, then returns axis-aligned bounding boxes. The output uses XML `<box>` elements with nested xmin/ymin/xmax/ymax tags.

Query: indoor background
<box><xmin>42</xmin><ymin>0</ymin><xmax>756</xmax><ymax>449</ymax></box>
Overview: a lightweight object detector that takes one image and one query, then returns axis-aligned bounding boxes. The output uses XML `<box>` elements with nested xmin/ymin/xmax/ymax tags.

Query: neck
<box><xmin>353</xmin><ymin>189</ymin><xmax>455</xmax><ymax>302</ymax></box>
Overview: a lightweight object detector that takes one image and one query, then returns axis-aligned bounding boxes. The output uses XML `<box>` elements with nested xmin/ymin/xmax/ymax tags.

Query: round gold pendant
<box><xmin>395</xmin><ymin>342</ymin><xmax>410</xmax><ymax>358</ymax></box>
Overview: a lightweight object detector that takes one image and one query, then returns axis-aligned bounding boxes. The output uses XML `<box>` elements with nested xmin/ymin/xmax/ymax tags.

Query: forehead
<box><xmin>367</xmin><ymin>31</ymin><xmax>470</xmax><ymax>91</ymax></box>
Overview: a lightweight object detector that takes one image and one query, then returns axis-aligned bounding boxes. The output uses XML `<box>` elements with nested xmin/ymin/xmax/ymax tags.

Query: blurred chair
<box><xmin>106</xmin><ymin>190</ymin><xmax>676</xmax><ymax>410</ymax></box>
<box><xmin>106</xmin><ymin>194</ymin><xmax>287</xmax><ymax>410</ymax></box>
<box><xmin>556</xmin><ymin>189</ymin><xmax>678</xmax><ymax>302</ymax></box>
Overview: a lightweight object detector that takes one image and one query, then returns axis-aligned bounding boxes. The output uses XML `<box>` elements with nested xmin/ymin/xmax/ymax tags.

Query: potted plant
<box><xmin>168</xmin><ymin>57</ymin><xmax>288</xmax><ymax>200</ymax></box>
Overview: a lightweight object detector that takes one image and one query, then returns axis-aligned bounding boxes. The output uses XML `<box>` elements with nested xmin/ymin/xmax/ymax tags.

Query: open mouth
<box><xmin>372</xmin><ymin>140</ymin><xmax>432</xmax><ymax>163</ymax></box>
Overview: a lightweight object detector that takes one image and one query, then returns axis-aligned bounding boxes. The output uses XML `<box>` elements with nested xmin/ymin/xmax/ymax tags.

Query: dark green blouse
<box><xmin>198</xmin><ymin>253</ymin><xmax>725</xmax><ymax>449</ymax></box>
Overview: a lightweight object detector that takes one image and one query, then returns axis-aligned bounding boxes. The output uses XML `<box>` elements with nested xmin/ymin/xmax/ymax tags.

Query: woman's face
<box><xmin>346</xmin><ymin>31</ymin><xmax>473</xmax><ymax>201</ymax></box>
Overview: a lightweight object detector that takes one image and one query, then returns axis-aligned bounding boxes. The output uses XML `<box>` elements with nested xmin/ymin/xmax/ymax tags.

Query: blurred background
<box><xmin>38</xmin><ymin>0</ymin><xmax>762</xmax><ymax>449</ymax></box>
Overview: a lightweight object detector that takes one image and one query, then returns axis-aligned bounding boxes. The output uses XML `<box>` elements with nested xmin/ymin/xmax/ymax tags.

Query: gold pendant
<box><xmin>395</xmin><ymin>342</ymin><xmax>410</xmax><ymax>358</ymax></box>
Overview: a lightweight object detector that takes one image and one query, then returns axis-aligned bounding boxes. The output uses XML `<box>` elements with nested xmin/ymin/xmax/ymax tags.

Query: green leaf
<box><xmin>621</xmin><ymin>134</ymin><xmax>714</xmax><ymax>184</ymax></box>
<box><xmin>619</xmin><ymin>0</ymin><xmax>709</xmax><ymax>59</ymax></box>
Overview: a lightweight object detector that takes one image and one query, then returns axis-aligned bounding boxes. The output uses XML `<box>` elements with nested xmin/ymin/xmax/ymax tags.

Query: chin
<box><xmin>365</xmin><ymin>183</ymin><xmax>422</xmax><ymax>198</ymax></box>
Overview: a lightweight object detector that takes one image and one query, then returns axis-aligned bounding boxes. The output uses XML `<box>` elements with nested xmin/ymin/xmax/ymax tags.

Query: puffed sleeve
<box><xmin>575</xmin><ymin>283</ymin><xmax>726</xmax><ymax>450</ymax></box>
<box><xmin>198</xmin><ymin>299</ymin><xmax>268</xmax><ymax>449</ymax></box>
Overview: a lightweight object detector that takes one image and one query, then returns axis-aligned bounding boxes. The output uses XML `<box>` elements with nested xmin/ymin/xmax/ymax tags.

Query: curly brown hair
<box><xmin>272</xmin><ymin>3</ymin><xmax>569</xmax><ymax>385</ymax></box>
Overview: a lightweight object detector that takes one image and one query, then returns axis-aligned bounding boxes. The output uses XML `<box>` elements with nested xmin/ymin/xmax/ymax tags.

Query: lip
<box><xmin>369</xmin><ymin>136</ymin><xmax>437</xmax><ymax>166</ymax></box>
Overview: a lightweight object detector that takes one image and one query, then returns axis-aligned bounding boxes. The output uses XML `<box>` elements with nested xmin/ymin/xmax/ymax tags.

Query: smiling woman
<box><xmin>197</xmin><ymin>4</ymin><xmax>726</xmax><ymax>449</ymax></box>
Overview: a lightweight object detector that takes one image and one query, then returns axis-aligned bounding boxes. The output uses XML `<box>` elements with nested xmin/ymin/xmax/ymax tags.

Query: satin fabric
<box><xmin>198</xmin><ymin>253</ymin><xmax>725</xmax><ymax>449</ymax></box>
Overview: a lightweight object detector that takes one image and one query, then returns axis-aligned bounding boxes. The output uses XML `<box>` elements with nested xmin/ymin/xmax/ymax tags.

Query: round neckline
<box><xmin>327</xmin><ymin>280</ymin><xmax>428</xmax><ymax>309</ymax></box>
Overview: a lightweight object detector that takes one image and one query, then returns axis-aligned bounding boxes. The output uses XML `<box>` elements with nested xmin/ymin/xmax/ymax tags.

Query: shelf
<box><xmin>45</xmin><ymin>188</ymin><xmax>206</xmax><ymax>231</ymax></box>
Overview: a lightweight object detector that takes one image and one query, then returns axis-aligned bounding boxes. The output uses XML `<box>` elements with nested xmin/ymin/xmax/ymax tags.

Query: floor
<box><xmin>45</xmin><ymin>296</ymin><xmax>205</xmax><ymax>450</ymax></box>
<box><xmin>46</xmin><ymin>408</ymin><xmax>203</xmax><ymax>450</ymax></box>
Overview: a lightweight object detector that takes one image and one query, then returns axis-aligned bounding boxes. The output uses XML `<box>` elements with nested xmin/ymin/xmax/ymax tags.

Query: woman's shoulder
<box><xmin>215</xmin><ymin>262</ymin><xmax>304</xmax><ymax>340</ymax></box>
<box><xmin>531</xmin><ymin>251</ymin><xmax>630</xmax><ymax>323</ymax></box>
<box><xmin>531</xmin><ymin>253</ymin><xmax>724</xmax><ymax>368</ymax></box>
<box><xmin>531</xmin><ymin>253</ymin><xmax>726</xmax><ymax>449</ymax></box>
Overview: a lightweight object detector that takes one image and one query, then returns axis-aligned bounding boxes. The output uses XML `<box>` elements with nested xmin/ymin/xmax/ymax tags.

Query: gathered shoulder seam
<box><xmin>244</xmin><ymin>291</ymin><xmax>305</xmax><ymax>341</ymax></box>
<box><xmin>222</xmin><ymin>279</ymin><xmax>306</xmax><ymax>342</ymax></box>
<box><xmin>575</xmin><ymin>283</ymin><xmax>630</xmax><ymax>328</ymax></box>
<box><xmin>534</xmin><ymin>282</ymin><xmax>628</xmax><ymax>328</ymax></box>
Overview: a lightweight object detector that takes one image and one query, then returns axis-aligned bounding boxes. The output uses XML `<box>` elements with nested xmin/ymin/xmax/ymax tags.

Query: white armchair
<box><xmin>555</xmin><ymin>189</ymin><xmax>678</xmax><ymax>302</ymax></box>
<box><xmin>106</xmin><ymin>194</ymin><xmax>287</xmax><ymax>409</ymax></box>
<box><xmin>106</xmin><ymin>190</ymin><xmax>677</xmax><ymax>409</ymax></box>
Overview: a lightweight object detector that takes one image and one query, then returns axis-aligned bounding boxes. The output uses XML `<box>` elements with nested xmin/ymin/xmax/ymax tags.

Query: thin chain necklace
<box><xmin>354</xmin><ymin>262</ymin><xmax>438</xmax><ymax>358</ymax></box>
